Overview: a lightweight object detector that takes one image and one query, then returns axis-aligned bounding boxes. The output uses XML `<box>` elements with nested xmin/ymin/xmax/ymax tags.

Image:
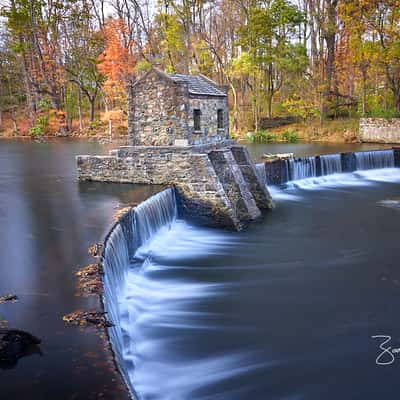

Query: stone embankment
<box><xmin>77</xmin><ymin>142</ymin><xmax>273</xmax><ymax>230</ymax></box>
<box><xmin>360</xmin><ymin>118</ymin><xmax>400</xmax><ymax>144</ymax></box>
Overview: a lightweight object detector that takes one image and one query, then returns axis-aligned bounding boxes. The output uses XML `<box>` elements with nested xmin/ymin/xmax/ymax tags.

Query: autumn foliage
<box><xmin>98</xmin><ymin>18</ymin><xmax>136</xmax><ymax>104</ymax></box>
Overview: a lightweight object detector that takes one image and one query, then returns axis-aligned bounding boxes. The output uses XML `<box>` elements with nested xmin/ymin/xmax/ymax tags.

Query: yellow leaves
<box><xmin>88</xmin><ymin>243</ymin><xmax>104</xmax><ymax>258</ymax></box>
<box><xmin>62</xmin><ymin>310</ymin><xmax>113</xmax><ymax>328</ymax></box>
<box><xmin>113</xmin><ymin>206</ymin><xmax>131</xmax><ymax>222</ymax></box>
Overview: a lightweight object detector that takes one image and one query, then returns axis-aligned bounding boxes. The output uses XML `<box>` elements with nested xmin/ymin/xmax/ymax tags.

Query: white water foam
<box><xmin>271</xmin><ymin>168</ymin><xmax>400</xmax><ymax>198</ymax></box>
<box><xmin>118</xmin><ymin>220</ymin><xmax>271</xmax><ymax>400</ymax></box>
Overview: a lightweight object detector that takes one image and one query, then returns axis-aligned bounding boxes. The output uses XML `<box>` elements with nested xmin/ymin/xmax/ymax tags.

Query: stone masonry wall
<box><xmin>77</xmin><ymin>145</ymin><xmax>272</xmax><ymax>230</ymax></box>
<box><xmin>128</xmin><ymin>70</ymin><xmax>189</xmax><ymax>146</ymax></box>
<box><xmin>187</xmin><ymin>95</ymin><xmax>229</xmax><ymax>145</ymax></box>
<box><xmin>360</xmin><ymin>118</ymin><xmax>400</xmax><ymax>144</ymax></box>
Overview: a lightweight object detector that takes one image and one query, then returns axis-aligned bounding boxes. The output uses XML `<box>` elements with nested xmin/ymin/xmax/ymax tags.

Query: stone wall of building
<box><xmin>360</xmin><ymin>118</ymin><xmax>400</xmax><ymax>143</ymax></box>
<box><xmin>77</xmin><ymin>144</ymin><xmax>273</xmax><ymax>230</ymax></box>
<box><xmin>187</xmin><ymin>95</ymin><xmax>229</xmax><ymax>145</ymax></box>
<box><xmin>128</xmin><ymin>70</ymin><xmax>189</xmax><ymax>146</ymax></box>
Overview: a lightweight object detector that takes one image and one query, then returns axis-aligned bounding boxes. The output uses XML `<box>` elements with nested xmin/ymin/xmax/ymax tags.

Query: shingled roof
<box><xmin>167</xmin><ymin>73</ymin><xmax>227</xmax><ymax>97</ymax></box>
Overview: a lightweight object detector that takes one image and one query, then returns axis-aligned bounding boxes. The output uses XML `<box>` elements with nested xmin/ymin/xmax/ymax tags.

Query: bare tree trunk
<box><xmin>361</xmin><ymin>64</ymin><xmax>368</xmax><ymax>116</ymax></box>
<box><xmin>323</xmin><ymin>0</ymin><xmax>338</xmax><ymax>115</ymax></box>
<box><xmin>89</xmin><ymin>97</ymin><xmax>95</xmax><ymax>122</ymax></box>
<box><xmin>78</xmin><ymin>88</ymin><xmax>83</xmax><ymax>131</ymax></box>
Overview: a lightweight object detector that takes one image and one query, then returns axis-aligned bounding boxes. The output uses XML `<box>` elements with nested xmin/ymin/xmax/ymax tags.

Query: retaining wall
<box><xmin>360</xmin><ymin>118</ymin><xmax>400</xmax><ymax>144</ymax></box>
<box><xmin>77</xmin><ymin>144</ymin><xmax>272</xmax><ymax>230</ymax></box>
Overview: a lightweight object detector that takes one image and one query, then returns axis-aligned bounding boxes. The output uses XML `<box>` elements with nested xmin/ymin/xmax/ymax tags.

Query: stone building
<box><xmin>77</xmin><ymin>68</ymin><xmax>273</xmax><ymax>231</ymax></box>
<box><xmin>128</xmin><ymin>67</ymin><xmax>229</xmax><ymax>146</ymax></box>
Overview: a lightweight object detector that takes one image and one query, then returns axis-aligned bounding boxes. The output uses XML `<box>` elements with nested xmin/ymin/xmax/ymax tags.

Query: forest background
<box><xmin>1</xmin><ymin>0</ymin><xmax>400</xmax><ymax>142</ymax></box>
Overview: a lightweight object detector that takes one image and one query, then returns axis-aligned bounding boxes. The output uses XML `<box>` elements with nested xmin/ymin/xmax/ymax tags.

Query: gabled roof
<box><xmin>132</xmin><ymin>67</ymin><xmax>227</xmax><ymax>97</ymax></box>
<box><xmin>167</xmin><ymin>73</ymin><xmax>227</xmax><ymax>97</ymax></box>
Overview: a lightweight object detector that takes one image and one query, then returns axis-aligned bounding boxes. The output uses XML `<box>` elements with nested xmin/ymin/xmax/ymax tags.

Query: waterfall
<box><xmin>320</xmin><ymin>154</ymin><xmax>342</xmax><ymax>175</ymax></box>
<box><xmin>102</xmin><ymin>187</ymin><xmax>178</xmax><ymax>398</ymax></box>
<box><xmin>355</xmin><ymin>149</ymin><xmax>395</xmax><ymax>170</ymax></box>
<box><xmin>255</xmin><ymin>163</ymin><xmax>266</xmax><ymax>184</ymax></box>
<box><xmin>288</xmin><ymin>157</ymin><xmax>317</xmax><ymax>180</ymax></box>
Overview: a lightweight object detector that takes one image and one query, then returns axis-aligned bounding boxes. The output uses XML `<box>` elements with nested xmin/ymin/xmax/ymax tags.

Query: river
<box><xmin>1</xmin><ymin>139</ymin><xmax>399</xmax><ymax>399</ymax></box>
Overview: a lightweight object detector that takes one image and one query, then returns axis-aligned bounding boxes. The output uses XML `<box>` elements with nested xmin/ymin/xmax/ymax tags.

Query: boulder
<box><xmin>0</xmin><ymin>329</ymin><xmax>41</xmax><ymax>369</ymax></box>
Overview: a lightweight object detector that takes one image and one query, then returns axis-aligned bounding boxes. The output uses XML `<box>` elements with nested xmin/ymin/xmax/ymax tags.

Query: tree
<box><xmin>238</xmin><ymin>0</ymin><xmax>307</xmax><ymax>119</ymax></box>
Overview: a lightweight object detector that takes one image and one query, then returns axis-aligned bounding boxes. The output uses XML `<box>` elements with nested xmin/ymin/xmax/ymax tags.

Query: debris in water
<box><xmin>0</xmin><ymin>294</ymin><xmax>18</xmax><ymax>304</ymax></box>
<box><xmin>113</xmin><ymin>206</ymin><xmax>131</xmax><ymax>222</ymax></box>
<box><xmin>88</xmin><ymin>243</ymin><xmax>104</xmax><ymax>258</ymax></box>
<box><xmin>63</xmin><ymin>310</ymin><xmax>113</xmax><ymax>328</ymax></box>
<box><xmin>262</xmin><ymin>152</ymin><xmax>294</xmax><ymax>160</ymax></box>
<box><xmin>76</xmin><ymin>264</ymin><xmax>103</xmax><ymax>296</ymax></box>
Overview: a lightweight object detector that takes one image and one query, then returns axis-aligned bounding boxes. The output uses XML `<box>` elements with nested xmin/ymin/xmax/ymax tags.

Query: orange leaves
<box><xmin>98</xmin><ymin>18</ymin><xmax>137</xmax><ymax>99</ymax></box>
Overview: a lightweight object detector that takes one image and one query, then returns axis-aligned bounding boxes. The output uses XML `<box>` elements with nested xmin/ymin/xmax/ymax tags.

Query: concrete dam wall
<box><xmin>261</xmin><ymin>148</ymin><xmax>400</xmax><ymax>185</ymax></box>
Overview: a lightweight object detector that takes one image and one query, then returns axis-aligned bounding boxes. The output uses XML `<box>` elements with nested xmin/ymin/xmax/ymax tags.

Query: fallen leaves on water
<box><xmin>75</xmin><ymin>264</ymin><xmax>103</xmax><ymax>296</ymax></box>
<box><xmin>113</xmin><ymin>207</ymin><xmax>131</xmax><ymax>222</ymax></box>
<box><xmin>76</xmin><ymin>263</ymin><xmax>103</xmax><ymax>278</ymax></box>
<box><xmin>0</xmin><ymin>294</ymin><xmax>18</xmax><ymax>304</ymax></box>
<box><xmin>63</xmin><ymin>310</ymin><xmax>113</xmax><ymax>328</ymax></box>
<box><xmin>88</xmin><ymin>243</ymin><xmax>104</xmax><ymax>258</ymax></box>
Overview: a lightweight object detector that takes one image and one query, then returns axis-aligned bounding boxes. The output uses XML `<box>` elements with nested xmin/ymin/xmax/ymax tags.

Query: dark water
<box><xmin>109</xmin><ymin>170</ymin><xmax>400</xmax><ymax>399</ymax></box>
<box><xmin>0</xmin><ymin>140</ymin><xmax>162</xmax><ymax>399</ymax></box>
<box><xmin>1</xmin><ymin>140</ymin><xmax>400</xmax><ymax>400</ymax></box>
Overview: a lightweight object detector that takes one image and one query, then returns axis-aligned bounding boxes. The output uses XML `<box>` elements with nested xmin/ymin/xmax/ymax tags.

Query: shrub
<box><xmin>282</xmin><ymin>129</ymin><xmax>298</xmax><ymax>143</ymax></box>
<box><xmin>29</xmin><ymin>116</ymin><xmax>49</xmax><ymax>136</ymax></box>
<box><xmin>89</xmin><ymin>120</ymin><xmax>103</xmax><ymax>130</ymax></box>
<box><xmin>29</xmin><ymin>125</ymin><xmax>44</xmax><ymax>136</ymax></box>
<box><xmin>248</xmin><ymin>130</ymin><xmax>278</xmax><ymax>143</ymax></box>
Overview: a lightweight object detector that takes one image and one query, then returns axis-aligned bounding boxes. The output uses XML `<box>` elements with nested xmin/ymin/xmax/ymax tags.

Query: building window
<box><xmin>193</xmin><ymin>109</ymin><xmax>201</xmax><ymax>131</ymax></box>
<box><xmin>217</xmin><ymin>109</ymin><xmax>224</xmax><ymax>129</ymax></box>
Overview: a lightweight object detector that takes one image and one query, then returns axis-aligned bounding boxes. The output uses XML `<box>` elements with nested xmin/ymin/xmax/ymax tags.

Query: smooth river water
<box><xmin>1</xmin><ymin>140</ymin><xmax>400</xmax><ymax>400</ymax></box>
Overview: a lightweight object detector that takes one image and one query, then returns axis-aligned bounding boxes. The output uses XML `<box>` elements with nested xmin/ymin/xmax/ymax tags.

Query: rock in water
<box><xmin>0</xmin><ymin>329</ymin><xmax>41</xmax><ymax>369</ymax></box>
<box><xmin>0</xmin><ymin>294</ymin><xmax>18</xmax><ymax>304</ymax></box>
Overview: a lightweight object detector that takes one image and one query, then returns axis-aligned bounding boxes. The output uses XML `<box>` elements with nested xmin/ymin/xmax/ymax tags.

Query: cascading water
<box><xmin>102</xmin><ymin>188</ymin><xmax>178</xmax><ymax>398</ymax></box>
<box><xmin>288</xmin><ymin>157</ymin><xmax>317</xmax><ymax>180</ymax></box>
<box><xmin>320</xmin><ymin>154</ymin><xmax>342</xmax><ymax>175</ymax></box>
<box><xmin>269</xmin><ymin>149</ymin><xmax>399</xmax><ymax>193</ymax></box>
<box><xmin>354</xmin><ymin>149</ymin><xmax>395</xmax><ymax>170</ymax></box>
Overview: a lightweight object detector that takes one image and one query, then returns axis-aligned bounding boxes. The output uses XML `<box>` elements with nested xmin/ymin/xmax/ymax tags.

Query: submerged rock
<box><xmin>0</xmin><ymin>294</ymin><xmax>18</xmax><ymax>304</ymax></box>
<box><xmin>0</xmin><ymin>329</ymin><xmax>41</xmax><ymax>369</ymax></box>
<box><xmin>378</xmin><ymin>199</ymin><xmax>400</xmax><ymax>210</ymax></box>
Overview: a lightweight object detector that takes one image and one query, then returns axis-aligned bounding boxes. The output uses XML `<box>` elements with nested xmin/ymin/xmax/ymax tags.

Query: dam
<box><xmin>2</xmin><ymin>140</ymin><xmax>400</xmax><ymax>399</ymax></box>
<box><xmin>98</xmin><ymin>147</ymin><xmax>400</xmax><ymax>399</ymax></box>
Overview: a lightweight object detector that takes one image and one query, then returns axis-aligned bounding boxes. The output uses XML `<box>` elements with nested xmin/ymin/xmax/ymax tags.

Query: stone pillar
<box><xmin>394</xmin><ymin>147</ymin><xmax>400</xmax><ymax>167</ymax></box>
<box><xmin>341</xmin><ymin>152</ymin><xmax>356</xmax><ymax>172</ymax></box>
<box><xmin>208</xmin><ymin>149</ymin><xmax>261</xmax><ymax>223</ymax></box>
<box><xmin>264</xmin><ymin>159</ymin><xmax>290</xmax><ymax>185</ymax></box>
<box><xmin>230</xmin><ymin>146</ymin><xmax>273</xmax><ymax>209</ymax></box>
